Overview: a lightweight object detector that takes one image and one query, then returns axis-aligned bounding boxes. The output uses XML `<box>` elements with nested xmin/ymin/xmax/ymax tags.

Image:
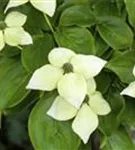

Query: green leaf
<box><xmin>97</xmin><ymin>17</ymin><xmax>133</xmax><ymax>49</ymax></box>
<box><xmin>93</xmin><ymin>0</ymin><xmax>119</xmax><ymax>17</ymax></box>
<box><xmin>102</xmin><ymin>127</ymin><xmax>135</xmax><ymax>150</ymax></box>
<box><xmin>4</xmin><ymin>91</ymin><xmax>39</xmax><ymax>115</ymax></box>
<box><xmin>56</xmin><ymin>0</ymin><xmax>90</xmax><ymax>18</ymax></box>
<box><xmin>116</xmin><ymin>0</ymin><xmax>126</xmax><ymax>17</ymax></box>
<box><xmin>95</xmin><ymin>71</ymin><xmax>111</xmax><ymax>94</ymax></box>
<box><xmin>21</xmin><ymin>33</ymin><xmax>55</xmax><ymax>72</ymax></box>
<box><xmin>54</xmin><ymin>27</ymin><xmax>95</xmax><ymax>54</ymax></box>
<box><xmin>94</xmin><ymin>34</ymin><xmax>109</xmax><ymax>56</ymax></box>
<box><xmin>106</xmin><ymin>51</ymin><xmax>135</xmax><ymax>83</ymax></box>
<box><xmin>0</xmin><ymin>57</ymin><xmax>30</xmax><ymax>109</ymax></box>
<box><xmin>1</xmin><ymin>45</ymin><xmax>20</xmax><ymax>58</ymax></box>
<box><xmin>29</xmin><ymin>92</ymin><xmax>80</xmax><ymax>150</ymax></box>
<box><xmin>99</xmin><ymin>88</ymin><xmax>125</xmax><ymax>136</ymax></box>
<box><xmin>59</xmin><ymin>5</ymin><xmax>96</xmax><ymax>27</ymax></box>
<box><xmin>125</xmin><ymin>0</ymin><xmax>135</xmax><ymax>28</ymax></box>
<box><xmin>4</xmin><ymin>105</ymin><xmax>31</xmax><ymax>147</ymax></box>
<box><xmin>79</xmin><ymin>143</ymin><xmax>92</xmax><ymax>150</ymax></box>
<box><xmin>121</xmin><ymin>98</ymin><xmax>135</xmax><ymax>126</ymax></box>
<box><xmin>0</xmin><ymin>0</ymin><xmax>8</xmax><ymax>14</ymax></box>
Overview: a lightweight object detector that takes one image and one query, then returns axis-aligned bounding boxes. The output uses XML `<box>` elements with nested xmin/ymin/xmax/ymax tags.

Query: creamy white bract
<box><xmin>47</xmin><ymin>89</ymin><xmax>111</xmax><ymax>144</ymax></box>
<box><xmin>121</xmin><ymin>65</ymin><xmax>135</xmax><ymax>97</ymax></box>
<box><xmin>26</xmin><ymin>47</ymin><xmax>111</xmax><ymax>143</ymax></box>
<box><xmin>5</xmin><ymin>0</ymin><xmax>56</xmax><ymax>17</ymax></box>
<box><xmin>27</xmin><ymin>47</ymin><xmax>107</xmax><ymax>108</ymax></box>
<box><xmin>0</xmin><ymin>11</ymin><xmax>32</xmax><ymax>51</ymax></box>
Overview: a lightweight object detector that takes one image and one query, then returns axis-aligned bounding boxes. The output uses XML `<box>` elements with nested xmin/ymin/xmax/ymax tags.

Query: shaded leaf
<box><xmin>29</xmin><ymin>92</ymin><xmax>80</xmax><ymax>150</ymax></box>
<box><xmin>22</xmin><ymin>33</ymin><xmax>55</xmax><ymax>72</ymax></box>
<box><xmin>95</xmin><ymin>33</ymin><xmax>109</xmax><ymax>56</ymax></box>
<box><xmin>125</xmin><ymin>0</ymin><xmax>135</xmax><ymax>28</ymax></box>
<box><xmin>102</xmin><ymin>127</ymin><xmax>135</xmax><ymax>150</ymax></box>
<box><xmin>99</xmin><ymin>88</ymin><xmax>125</xmax><ymax>136</ymax></box>
<box><xmin>0</xmin><ymin>57</ymin><xmax>30</xmax><ymax>109</ymax></box>
<box><xmin>93</xmin><ymin>0</ymin><xmax>119</xmax><ymax>17</ymax></box>
<box><xmin>121</xmin><ymin>97</ymin><xmax>135</xmax><ymax>126</ymax></box>
<box><xmin>106</xmin><ymin>51</ymin><xmax>135</xmax><ymax>83</ymax></box>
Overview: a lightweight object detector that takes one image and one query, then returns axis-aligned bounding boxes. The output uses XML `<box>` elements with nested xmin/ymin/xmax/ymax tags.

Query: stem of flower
<box><xmin>91</xmin><ymin>130</ymin><xmax>100</xmax><ymax>150</ymax></box>
<box><xmin>44</xmin><ymin>14</ymin><xmax>54</xmax><ymax>33</ymax></box>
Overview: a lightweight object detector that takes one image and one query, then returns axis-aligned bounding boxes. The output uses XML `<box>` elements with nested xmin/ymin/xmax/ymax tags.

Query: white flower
<box><xmin>5</xmin><ymin>0</ymin><xmax>56</xmax><ymax>17</ymax></box>
<box><xmin>0</xmin><ymin>11</ymin><xmax>32</xmax><ymax>51</ymax></box>
<box><xmin>121</xmin><ymin>65</ymin><xmax>135</xmax><ymax>97</ymax></box>
<box><xmin>47</xmin><ymin>90</ymin><xmax>111</xmax><ymax>144</ymax></box>
<box><xmin>26</xmin><ymin>47</ymin><xmax>107</xmax><ymax>108</ymax></box>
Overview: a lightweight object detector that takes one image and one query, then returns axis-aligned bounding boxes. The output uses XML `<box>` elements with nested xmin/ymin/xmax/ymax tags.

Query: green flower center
<box><xmin>84</xmin><ymin>95</ymin><xmax>89</xmax><ymax>103</ymax></box>
<box><xmin>0</xmin><ymin>21</ymin><xmax>6</xmax><ymax>30</ymax></box>
<box><xmin>63</xmin><ymin>63</ymin><xmax>74</xmax><ymax>74</ymax></box>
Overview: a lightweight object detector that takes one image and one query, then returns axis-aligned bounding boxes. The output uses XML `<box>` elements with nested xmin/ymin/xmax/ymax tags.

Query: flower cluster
<box><xmin>1</xmin><ymin>0</ymin><xmax>111</xmax><ymax>144</ymax></box>
<box><xmin>0</xmin><ymin>0</ymin><xmax>56</xmax><ymax>51</ymax></box>
<box><xmin>27</xmin><ymin>47</ymin><xmax>111</xmax><ymax>143</ymax></box>
<box><xmin>0</xmin><ymin>11</ymin><xmax>32</xmax><ymax>51</ymax></box>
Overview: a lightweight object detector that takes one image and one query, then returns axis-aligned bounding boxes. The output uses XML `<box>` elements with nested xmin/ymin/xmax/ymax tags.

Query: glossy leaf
<box><xmin>106</xmin><ymin>51</ymin><xmax>135</xmax><ymax>83</ymax></box>
<box><xmin>102</xmin><ymin>127</ymin><xmax>135</xmax><ymax>150</ymax></box>
<box><xmin>54</xmin><ymin>27</ymin><xmax>95</xmax><ymax>54</ymax></box>
<box><xmin>125</xmin><ymin>0</ymin><xmax>135</xmax><ymax>28</ymax></box>
<box><xmin>59</xmin><ymin>5</ymin><xmax>96</xmax><ymax>27</ymax></box>
<box><xmin>28</xmin><ymin>92</ymin><xmax>80</xmax><ymax>150</ymax></box>
<box><xmin>0</xmin><ymin>57</ymin><xmax>30</xmax><ymax>109</ymax></box>
<box><xmin>98</xmin><ymin>17</ymin><xmax>133</xmax><ymax>49</ymax></box>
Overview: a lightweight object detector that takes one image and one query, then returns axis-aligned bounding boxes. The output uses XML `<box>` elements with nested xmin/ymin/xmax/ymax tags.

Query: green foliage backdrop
<box><xmin>1</xmin><ymin>0</ymin><xmax>135</xmax><ymax>150</ymax></box>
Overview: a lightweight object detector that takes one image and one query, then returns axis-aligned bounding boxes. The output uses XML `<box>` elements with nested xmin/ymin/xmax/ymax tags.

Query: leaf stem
<box><xmin>44</xmin><ymin>14</ymin><xmax>54</xmax><ymax>33</ymax></box>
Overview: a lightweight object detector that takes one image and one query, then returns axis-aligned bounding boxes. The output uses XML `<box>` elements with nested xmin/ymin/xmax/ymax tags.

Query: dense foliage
<box><xmin>1</xmin><ymin>0</ymin><xmax>135</xmax><ymax>150</ymax></box>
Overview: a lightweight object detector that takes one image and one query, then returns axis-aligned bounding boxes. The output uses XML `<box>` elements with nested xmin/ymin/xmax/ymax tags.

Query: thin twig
<box><xmin>91</xmin><ymin>130</ymin><xmax>100</xmax><ymax>150</ymax></box>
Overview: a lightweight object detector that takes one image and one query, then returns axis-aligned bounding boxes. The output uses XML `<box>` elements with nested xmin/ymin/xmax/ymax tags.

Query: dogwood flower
<box><xmin>26</xmin><ymin>47</ymin><xmax>107</xmax><ymax>108</ymax></box>
<box><xmin>121</xmin><ymin>65</ymin><xmax>135</xmax><ymax>97</ymax></box>
<box><xmin>47</xmin><ymin>83</ymin><xmax>111</xmax><ymax>144</ymax></box>
<box><xmin>0</xmin><ymin>11</ymin><xmax>32</xmax><ymax>51</ymax></box>
<box><xmin>5</xmin><ymin>0</ymin><xmax>56</xmax><ymax>17</ymax></box>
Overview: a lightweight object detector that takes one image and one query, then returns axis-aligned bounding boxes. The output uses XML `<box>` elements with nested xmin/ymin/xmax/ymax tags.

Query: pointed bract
<box><xmin>0</xmin><ymin>31</ymin><xmax>5</xmax><ymax>51</ymax></box>
<box><xmin>71</xmin><ymin>55</ymin><xmax>107</xmax><ymax>79</ymax></box>
<box><xmin>26</xmin><ymin>64</ymin><xmax>63</xmax><ymax>91</ymax></box>
<box><xmin>47</xmin><ymin>96</ymin><xmax>77</xmax><ymax>121</ymax></box>
<box><xmin>120</xmin><ymin>81</ymin><xmax>135</xmax><ymax>98</ymax></box>
<box><xmin>133</xmin><ymin>65</ymin><xmax>135</xmax><ymax>77</ymax></box>
<box><xmin>5</xmin><ymin>0</ymin><xmax>28</xmax><ymax>12</ymax></box>
<box><xmin>19</xmin><ymin>31</ymin><xmax>33</xmax><ymax>45</ymax></box>
<box><xmin>72</xmin><ymin>103</ymin><xmax>98</xmax><ymax>144</ymax></box>
<box><xmin>4</xmin><ymin>27</ymin><xmax>32</xmax><ymax>46</ymax></box>
<box><xmin>30</xmin><ymin>0</ymin><xmax>56</xmax><ymax>17</ymax></box>
<box><xmin>87</xmin><ymin>78</ymin><xmax>96</xmax><ymax>95</ymax></box>
<box><xmin>58</xmin><ymin>73</ymin><xmax>87</xmax><ymax>109</ymax></box>
<box><xmin>48</xmin><ymin>47</ymin><xmax>76</xmax><ymax>67</ymax></box>
<box><xmin>88</xmin><ymin>91</ymin><xmax>111</xmax><ymax>115</ymax></box>
<box><xmin>5</xmin><ymin>11</ymin><xmax>27</xmax><ymax>27</ymax></box>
